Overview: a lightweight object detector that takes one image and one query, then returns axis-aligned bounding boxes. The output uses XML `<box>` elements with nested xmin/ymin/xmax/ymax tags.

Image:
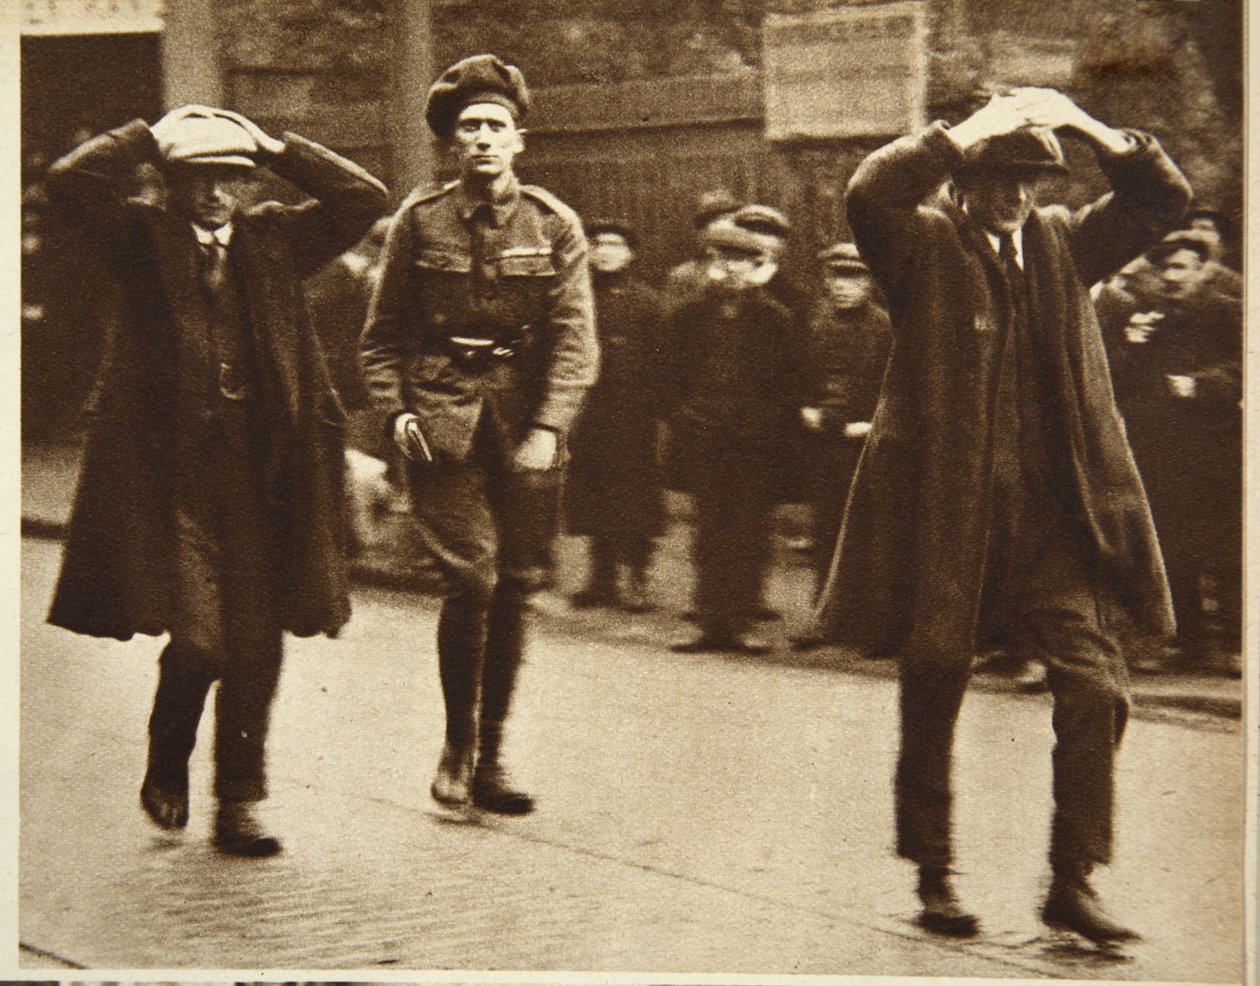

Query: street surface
<box><xmin>19</xmin><ymin>537</ymin><xmax>1245</xmax><ymax>980</ymax></box>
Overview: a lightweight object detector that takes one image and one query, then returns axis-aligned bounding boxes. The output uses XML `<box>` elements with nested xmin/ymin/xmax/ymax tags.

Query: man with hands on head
<box><xmin>361</xmin><ymin>55</ymin><xmax>597</xmax><ymax>815</ymax></box>
<box><xmin>812</xmin><ymin>88</ymin><xmax>1190</xmax><ymax>942</ymax></box>
<box><xmin>45</xmin><ymin>104</ymin><xmax>388</xmax><ymax>855</ymax></box>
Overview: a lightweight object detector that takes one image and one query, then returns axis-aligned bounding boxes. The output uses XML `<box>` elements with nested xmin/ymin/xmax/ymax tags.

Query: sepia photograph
<box><xmin>13</xmin><ymin>0</ymin><xmax>1250</xmax><ymax>982</ymax></box>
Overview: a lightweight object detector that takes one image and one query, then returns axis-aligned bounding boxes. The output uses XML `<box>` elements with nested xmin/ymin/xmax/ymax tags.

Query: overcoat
<box><xmin>45</xmin><ymin>120</ymin><xmax>388</xmax><ymax>641</ymax></box>
<box><xmin>812</xmin><ymin>122</ymin><xmax>1191</xmax><ymax>662</ymax></box>
<box><xmin>565</xmin><ymin>270</ymin><xmax>666</xmax><ymax>539</ymax></box>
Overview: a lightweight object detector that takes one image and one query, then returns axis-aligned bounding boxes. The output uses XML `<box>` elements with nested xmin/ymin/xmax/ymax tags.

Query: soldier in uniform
<box><xmin>361</xmin><ymin>55</ymin><xmax>598</xmax><ymax>814</ymax></box>
<box><xmin>45</xmin><ymin>105</ymin><xmax>387</xmax><ymax>855</ymax></box>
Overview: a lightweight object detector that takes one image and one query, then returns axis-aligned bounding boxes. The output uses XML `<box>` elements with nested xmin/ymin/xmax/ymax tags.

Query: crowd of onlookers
<box><xmin>20</xmin><ymin>148</ymin><xmax>1242</xmax><ymax>677</ymax></box>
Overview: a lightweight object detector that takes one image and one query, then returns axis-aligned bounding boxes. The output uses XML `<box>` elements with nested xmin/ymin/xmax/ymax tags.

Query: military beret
<box><xmin>585</xmin><ymin>218</ymin><xmax>637</xmax><ymax>251</ymax></box>
<box><xmin>732</xmin><ymin>203</ymin><xmax>792</xmax><ymax>240</ymax></box>
<box><xmin>693</xmin><ymin>189</ymin><xmax>741</xmax><ymax>230</ymax></box>
<box><xmin>703</xmin><ymin>217</ymin><xmax>768</xmax><ymax>257</ymax></box>
<box><xmin>818</xmin><ymin>242</ymin><xmax>868</xmax><ymax>272</ymax></box>
<box><xmin>425</xmin><ymin>54</ymin><xmax>530</xmax><ymax>139</ymax></box>
<box><xmin>159</xmin><ymin>114</ymin><xmax>257</xmax><ymax>169</ymax></box>
<box><xmin>957</xmin><ymin>126</ymin><xmax>1067</xmax><ymax>177</ymax></box>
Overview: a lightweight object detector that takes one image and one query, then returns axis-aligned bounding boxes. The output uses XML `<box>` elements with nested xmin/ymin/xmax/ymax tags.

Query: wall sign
<box><xmin>763</xmin><ymin>1</ymin><xmax>928</xmax><ymax>140</ymax></box>
<box><xmin>22</xmin><ymin>0</ymin><xmax>164</xmax><ymax>35</ymax></box>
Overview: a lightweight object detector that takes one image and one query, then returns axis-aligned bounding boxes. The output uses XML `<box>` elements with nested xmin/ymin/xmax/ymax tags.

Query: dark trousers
<box><xmin>895</xmin><ymin>497</ymin><xmax>1129</xmax><ymax>875</ymax></box>
<box><xmin>407</xmin><ymin>429</ymin><xmax>560</xmax><ymax>755</ymax></box>
<box><xmin>148</xmin><ymin>411</ymin><xmax>283</xmax><ymax>803</ymax></box>
<box><xmin>690</xmin><ymin>440</ymin><xmax>775</xmax><ymax>637</ymax></box>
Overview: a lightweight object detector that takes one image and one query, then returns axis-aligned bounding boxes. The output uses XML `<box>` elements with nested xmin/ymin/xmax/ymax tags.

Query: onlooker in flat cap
<box><xmin>424</xmin><ymin>53</ymin><xmax>531</xmax><ymax>140</ymax></box>
<box><xmin>567</xmin><ymin>218</ymin><xmax>666</xmax><ymax>613</ymax></box>
<box><xmin>664</xmin><ymin>188</ymin><xmax>743</xmax><ymax>314</ymax></box>
<box><xmin>798</xmin><ymin>241</ymin><xmax>890</xmax><ymax>585</ymax></box>
<box><xmin>659</xmin><ymin>212</ymin><xmax>810</xmax><ymax>655</ymax></box>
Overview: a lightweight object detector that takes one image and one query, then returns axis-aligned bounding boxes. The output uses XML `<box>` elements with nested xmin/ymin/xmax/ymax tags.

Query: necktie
<box><xmin>998</xmin><ymin>233</ymin><xmax>1022</xmax><ymax>288</ymax></box>
<box><xmin>200</xmin><ymin>241</ymin><xmax>228</xmax><ymax>295</ymax></box>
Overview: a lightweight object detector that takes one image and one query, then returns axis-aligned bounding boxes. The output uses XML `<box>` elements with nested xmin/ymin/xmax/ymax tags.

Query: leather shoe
<box><xmin>214</xmin><ymin>800</ymin><xmax>281</xmax><ymax>857</ymax></box>
<box><xmin>471</xmin><ymin>766</ymin><xmax>535</xmax><ymax>815</ymax></box>
<box><xmin>915</xmin><ymin>867</ymin><xmax>979</xmax><ymax>937</ymax></box>
<box><xmin>430</xmin><ymin>742</ymin><xmax>474</xmax><ymax>808</ymax></box>
<box><xmin>1042</xmin><ymin>877</ymin><xmax>1139</xmax><ymax>945</ymax></box>
<box><xmin>140</xmin><ymin>772</ymin><xmax>189</xmax><ymax>831</ymax></box>
<box><xmin>670</xmin><ymin>632</ymin><xmax>770</xmax><ymax>655</ymax></box>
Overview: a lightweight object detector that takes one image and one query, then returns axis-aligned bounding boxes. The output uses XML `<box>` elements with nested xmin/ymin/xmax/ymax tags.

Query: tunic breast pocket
<box><xmin>496</xmin><ymin>251</ymin><xmax>556</xmax><ymax>321</ymax></box>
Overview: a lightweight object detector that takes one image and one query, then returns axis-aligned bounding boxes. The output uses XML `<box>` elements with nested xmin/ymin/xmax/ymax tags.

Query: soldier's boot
<box><xmin>431</xmin><ymin>592</ymin><xmax>484</xmax><ymax>809</ymax></box>
<box><xmin>472</xmin><ymin>719</ymin><xmax>534</xmax><ymax>815</ymax></box>
<box><xmin>1042</xmin><ymin>862</ymin><xmax>1139</xmax><ymax>945</ymax></box>
<box><xmin>472</xmin><ymin>584</ymin><xmax>534</xmax><ymax>815</ymax></box>
<box><xmin>430</xmin><ymin>742</ymin><xmax>475</xmax><ymax>808</ymax></box>
<box><xmin>141</xmin><ymin>642</ymin><xmax>217</xmax><ymax>831</ymax></box>
<box><xmin>214</xmin><ymin>798</ymin><xmax>281</xmax><ymax>857</ymax></box>
<box><xmin>915</xmin><ymin>866</ymin><xmax>980</xmax><ymax>938</ymax></box>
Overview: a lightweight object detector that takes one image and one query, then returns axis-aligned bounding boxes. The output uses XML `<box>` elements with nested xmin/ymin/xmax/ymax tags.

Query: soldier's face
<box><xmin>167</xmin><ymin>164</ymin><xmax>251</xmax><ymax>228</ymax></box>
<box><xmin>959</xmin><ymin>171</ymin><xmax>1042</xmax><ymax>235</ymax></box>
<box><xmin>590</xmin><ymin>233</ymin><xmax>634</xmax><ymax>274</ymax></box>
<box><xmin>705</xmin><ymin>246</ymin><xmax>764</xmax><ymax>291</ymax></box>
<box><xmin>826</xmin><ymin>271</ymin><xmax>872</xmax><ymax>310</ymax></box>
<box><xmin>453</xmin><ymin>103</ymin><xmax>524</xmax><ymax>179</ymax></box>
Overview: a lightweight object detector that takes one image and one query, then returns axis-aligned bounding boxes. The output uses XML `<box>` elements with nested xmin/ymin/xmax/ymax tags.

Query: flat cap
<box><xmin>585</xmin><ymin>218</ymin><xmax>637</xmax><ymax>251</ymax></box>
<box><xmin>732</xmin><ymin>203</ymin><xmax>792</xmax><ymax>240</ymax></box>
<box><xmin>704</xmin><ymin>217</ymin><xmax>768</xmax><ymax>257</ymax></box>
<box><xmin>957</xmin><ymin>126</ymin><xmax>1067</xmax><ymax>177</ymax></box>
<box><xmin>425</xmin><ymin>54</ymin><xmax>530</xmax><ymax>139</ymax></box>
<box><xmin>160</xmin><ymin>115</ymin><xmax>257</xmax><ymax>168</ymax></box>
<box><xmin>818</xmin><ymin>242</ymin><xmax>868</xmax><ymax>272</ymax></box>
<box><xmin>693</xmin><ymin>189</ymin><xmax>741</xmax><ymax>230</ymax></box>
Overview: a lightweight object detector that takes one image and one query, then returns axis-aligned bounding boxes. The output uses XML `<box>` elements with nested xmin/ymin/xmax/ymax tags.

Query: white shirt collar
<box><xmin>983</xmin><ymin>228</ymin><xmax>1023</xmax><ymax>270</ymax></box>
<box><xmin>193</xmin><ymin>222</ymin><xmax>233</xmax><ymax>247</ymax></box>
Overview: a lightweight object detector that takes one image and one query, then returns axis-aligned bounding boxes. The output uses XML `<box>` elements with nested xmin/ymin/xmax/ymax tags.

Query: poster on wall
<box><xmin>21</xmin><ymin>0</ymin><xmax>163</xmax><ymax>35</ymax></box>
<box><xmin>763</xmin><ymin>0</ymin><xmax>928</xmax><ymax>140</ymax></box>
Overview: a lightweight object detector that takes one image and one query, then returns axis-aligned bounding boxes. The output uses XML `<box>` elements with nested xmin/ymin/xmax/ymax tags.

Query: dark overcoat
<box><xmin>45</xmin><ymin>120</ymin><xmax>388</xmax><ymax>641</ymax></box>
<box><xmin>812</xmin><ymin>122</ymin><xmax>1191</xmax><ymax>662</ymax></box>
<box><xmin>565</xmin><ymin>270</ymin><xmax>666</xmax><ymax>538</ymax></box>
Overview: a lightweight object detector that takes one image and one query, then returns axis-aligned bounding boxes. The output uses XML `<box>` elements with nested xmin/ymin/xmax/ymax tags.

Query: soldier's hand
<box><xmin>210</xmin><ymin>108</ymin><xmax>286</xmax><ymax>157</ymax></box>
<box><xmin>514</xmin><ymin>428</ymin><xmax>558</xmax><ymax>471</ymax></box>
<box><xmin>800</xmin><ymin>407</ymin><xmax>824</xmax><ymax>431</ymax></box>
<box><xmin>844</xmin><ymin>421</ymin><xmax>873</xmax><ymax>440</ymax></box>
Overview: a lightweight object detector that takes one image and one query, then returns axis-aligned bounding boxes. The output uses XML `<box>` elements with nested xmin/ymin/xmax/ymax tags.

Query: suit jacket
<box><xmin>360</xmin><ymin>174</ymin><xmax>598</xmax><ymax>462</ymax></box>
<box><xmin>811</xmin><ymin>122</ymin><xmax>1191</xmax><ymax>661</ymax></box>
<box><xmin>44</xmin><ymin>120</ymin><xmax>388</xmax><ymax>641</ymax></box>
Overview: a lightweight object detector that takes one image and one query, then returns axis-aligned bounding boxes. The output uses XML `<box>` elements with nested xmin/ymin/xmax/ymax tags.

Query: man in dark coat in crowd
<box><xmin>798</xmin><ymin>242</ymin><xmax>891</xmax><ymax>583</ymax></box>
<box><xmin>45</xmin><ymin>105</ymin><xmax>388</xmax><ymax>855</ymax></box>
<box><xmin>1100</xmin><ymin>235</ymin><xmax>1242</xmax><ymax>674</ymax></box>
<box><xmin>810</xmin><ymin>88</ymin><xmax>1190</xmax><ymax>942</ymax></box>
<box><xmin>566</xmin><ymin>220</ymin><xmax>666</xmax><ymax>612</ymax></box>
<box><xmin>361</xmin><ymin>55</ymin><xmax>598</xmax><ymax>815</ymax></box>
<box><xmin>662</xmin><ymin>219</ymin><xmax>811</xmax><ymax>654</ymax></box>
